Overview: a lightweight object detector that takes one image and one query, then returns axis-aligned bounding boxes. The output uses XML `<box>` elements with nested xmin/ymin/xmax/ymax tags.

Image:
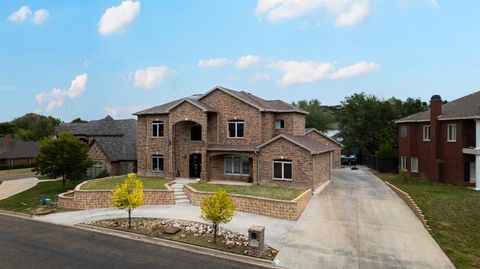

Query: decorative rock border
<box><xmin>384</xmin><ymin>181</ymin><xmax>430</xmax><ymax>230</ymax></box>
<box><xmin>184</xmin><ymin>185</ymin><xmax>312</xmax><ymax>220</ymax></box>
<box><xmin>58</xmin><ymin>180</ymin><xmax>175</xmax><ymax>209</ymax></box>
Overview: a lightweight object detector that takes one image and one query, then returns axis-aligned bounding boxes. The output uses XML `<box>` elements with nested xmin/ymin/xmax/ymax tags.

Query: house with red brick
<box><xmin>396</xmin><ymin>92</ymin><xmax>480</xmax><ymax>190</ymax></box>
<box><xmin>134</xmin><ymin>86</ymin><xmax>342</xmax><ymax>190</ymax></box>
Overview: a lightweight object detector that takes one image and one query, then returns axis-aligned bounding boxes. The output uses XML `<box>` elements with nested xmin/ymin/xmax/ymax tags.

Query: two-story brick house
<box><xmin>134</xmin><ymin>86</ymin><xmax>341</xmax><ymax>190</ymax></box>
<box><xmin>396</xmin><ymin>92</ymin><xmax>480</xmax><ymax>190</ymax></box>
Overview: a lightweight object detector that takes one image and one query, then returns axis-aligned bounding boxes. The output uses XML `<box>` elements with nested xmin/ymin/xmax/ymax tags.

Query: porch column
<box><xmin>475</xmin><ymin>119</ymin><xmax>480</xmax><ymax>190</ymax></box>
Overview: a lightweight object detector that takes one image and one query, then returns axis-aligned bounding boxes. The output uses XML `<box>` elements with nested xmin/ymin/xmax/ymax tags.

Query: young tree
<box><xmin>34</xmin><ymin>133</ymin><xmax>94</xmax><ymax>191</ymax></box>
<box><xmin>112</xmin><ymin>173</ymin><xmax>144</xmax><ymax>229</ymax></box>
<box><xmin>200</xmin><ymin>189</ymin><xmax>235</xmax><ymax>244</ymax></box>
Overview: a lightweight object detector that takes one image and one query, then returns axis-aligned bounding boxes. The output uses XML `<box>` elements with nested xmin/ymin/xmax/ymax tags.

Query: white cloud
<box><xmin>270</xmin><ymin>60</ymin><xmax>378</xmax><ymax>85</ymax></box>
<box><xmin>328</xmin><ymin>61</ymin><xmax>379</xmax><ymax>80</ymax></box>
<box><xmin>235</xmin><ymin>55</ymin><xmax>261</xmax><ymax>69</ymax></box>
<box><xmin>7</xmin><ymin>6</ymin><xmax>32</xmax><ymax>23</ymax></box>
<box><xmin>250</xmin><ymin>73</ymin><xmax>271</xmax><ymax>82</ymax></box>
<box><xmin>35</xmin><ymin>73</ymin><xmax>88</xmax><ymax>112</ymax></box>
<box><xmin>198</xmin><ymin>58</ymin><xmax>231</xmax><ymax>68</ymax></box>
<box><xmin>98</xmin><ymin>1</ymin><xmax>141</xmax><ymax>35</ymax></box>
<box><xmin>133</xmin><ymin>66</ymin><xmax>176</xmax><ymax>89</ymax></box>
<box><xmin>32</xmin><ymin>9</ymin><xmax>49</xmax><ymax>24</ymax></box>
<box><xmin>335</xmin><ymin>1</ymin><xmax>371</xmax><ymax>27</ymax></box>
<box><xmin>255</xmin><ymin>0</ymin><xmax>372</xmax><ymax>27</ymax></box>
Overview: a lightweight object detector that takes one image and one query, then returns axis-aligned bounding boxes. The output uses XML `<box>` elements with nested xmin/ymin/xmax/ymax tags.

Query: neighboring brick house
<box><xmin>134</xmin><ymin>86</ymin><xmax>337</xmax><ymax>190</ymax></box>
<box><xmin>0</xmin><ymin>134</ymin><xmax>39</xmax><ymax>166</ymax></box>
<box><xmin>396</xmin><ymin>92</ymin><xmax>480</xmax><ymax>190</ymax></box>
<box><xmin>55</xmin><ymin>116</ymin><xmax>137</xmax><ymax>176</ymax></box>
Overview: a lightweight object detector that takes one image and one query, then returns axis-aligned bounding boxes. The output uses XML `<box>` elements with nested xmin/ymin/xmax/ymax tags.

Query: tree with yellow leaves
<box><xmin>112</xmin><ymin>173</ymin><xmax>144</xmax><ymax>229</ymax></box>
<box><xmin>200</xmin><ymin>189</ymin><xmax>235</xmax><ymax>244</ymax></box>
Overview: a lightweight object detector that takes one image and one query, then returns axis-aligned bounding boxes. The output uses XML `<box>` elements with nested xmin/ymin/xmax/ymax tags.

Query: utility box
<box><xmin>248</xmin><ymin>225</ymin><xmax>265</xmax><ymax>257</ymax></box>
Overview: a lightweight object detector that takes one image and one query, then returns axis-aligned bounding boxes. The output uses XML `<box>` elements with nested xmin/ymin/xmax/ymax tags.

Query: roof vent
<box><xmin>430</xmin><ymin>95</ymin><xmax>442</xmax><ymax>101</ymax></box>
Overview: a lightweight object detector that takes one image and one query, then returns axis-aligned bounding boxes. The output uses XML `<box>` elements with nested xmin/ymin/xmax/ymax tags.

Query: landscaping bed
<box><xmin>81</xmin><ymin>176</ymin><xmax>170</xmax><ymax>190</ymax></box>
<box><xmin>189</xmin><ymin>183</ymin><xmax>305</xmax><ymax>201</ymax></box>
<box><xmin>0</xmin><ymin>180</ymin><xmax>76</xmax><ymax>214</ymax></box>
<box><xmin>374</xmin><ymin>171</ymin><xmax>480</xmax><ymax>269</ymax></box>
<box><xmin>89</xmin><ymin>218</ymin><xmax>278</xmax><ymax>260</ymax></box>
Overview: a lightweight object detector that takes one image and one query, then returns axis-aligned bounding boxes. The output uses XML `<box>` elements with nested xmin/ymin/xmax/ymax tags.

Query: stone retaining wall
<box><xmin>384</xmin><ymin>181</ymin><xmax>430</xmax><ymax>229</ymax></box>
<box><xmin>58</xmin><ymin>181</ymin><xmax>175</xmax><ymax>209</ymax></box>
<box><xmin>184</xmin><ymin>185</ymin><xmax>312</xmax><ymax>220</ymax></box>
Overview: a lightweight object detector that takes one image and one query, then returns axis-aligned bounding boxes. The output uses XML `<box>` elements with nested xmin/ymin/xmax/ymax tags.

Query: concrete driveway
<box><xmin>275</xmin><ymin>168</ymin><xmax>455</xmax><ymax>269</ymax></box>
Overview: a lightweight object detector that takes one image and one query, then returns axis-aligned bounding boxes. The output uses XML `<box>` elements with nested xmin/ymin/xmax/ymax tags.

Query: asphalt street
<box><xmin>0</xmin><ymin>214</ymin><xmax>267</xmax><ymax>269</ymax></box>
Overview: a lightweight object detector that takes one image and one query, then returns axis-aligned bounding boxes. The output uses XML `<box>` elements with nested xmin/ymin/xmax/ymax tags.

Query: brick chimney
<box><xmin>429</xmin><ymin>95</ymin><xmax>443</xmax><ymax>181</ymax></box>
<box><xmin>4</xmin><ymin>134</ymin><xmax>12</xmax><ymax>145</ymax></box>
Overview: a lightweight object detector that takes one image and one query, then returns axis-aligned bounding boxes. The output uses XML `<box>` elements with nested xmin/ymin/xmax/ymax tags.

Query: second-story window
<box><xmin>191</xmin><ymin>125</ymin><xmax>202</xmax><ymax>141</ymax></box>
<box><xmin>447</xmin><ymin>124</ymin><xmax>456</xmax><ymax>142</ymax></box>
<box><xmin>423</xmin><ymin>125</ymin><xmax>430</xmax><ymax>141</ymax></box>
<box><xmin>275</xmin><ymin>119</ymin><xmax>285</xmax><ymax>129</ymax></box>
<box><xmin>400</xmin><ymin>125</ymin><xmax>408</xmax><ymax>138</ymax></box>
<box><xmin>152</xmin><ymin>121</ymin><xmax>164</xmax><ymax>137</ymax></box>
<box><xmin>228</xmin><ymin>120</ymin><xmax>244</xmax><ymax>138</ymax></box>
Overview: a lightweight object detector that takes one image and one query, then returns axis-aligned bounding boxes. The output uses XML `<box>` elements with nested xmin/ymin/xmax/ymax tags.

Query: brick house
<box><xmin>134</xmin><ymin>86</ymin><xmax>341</xmax><ymax>190</ymax></box>
<box><xmin>56</xmin><ymin>116</ymin><xmax>137</xmax><ymax>176</ymax></box>
<box><xmin>396</xmin><ymin>92</ymin><xmax>480</xmax><ymax>190</ymax></box>
<box><xmin>0</xmin><ymin>134</ymin><xmax>39</xmax><ymax>166</ymax></box>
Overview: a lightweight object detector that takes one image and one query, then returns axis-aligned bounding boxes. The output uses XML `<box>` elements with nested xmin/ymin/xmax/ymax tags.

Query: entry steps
<box><xmin>171</xmin><ymin>183</ymin><xmax>190</xmax><ymax>204</ymax></box>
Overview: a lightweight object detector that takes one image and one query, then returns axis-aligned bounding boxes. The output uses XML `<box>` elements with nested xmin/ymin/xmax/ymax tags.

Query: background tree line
<box><xmin>0</xmin><ymin>113</ymin><xmax>87</xmax><ymax>141</ymax></box>
<box><xmin>295</xmin><ymin>93</ymin><xmax>428</xmax><ymax>157</ymax></box>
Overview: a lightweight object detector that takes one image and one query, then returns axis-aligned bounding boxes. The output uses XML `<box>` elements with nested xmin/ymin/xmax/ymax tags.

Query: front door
<box><xmin>189</xmin><ymin>153</ymin><xmax>201</xmax><ymax>178</ymax></box>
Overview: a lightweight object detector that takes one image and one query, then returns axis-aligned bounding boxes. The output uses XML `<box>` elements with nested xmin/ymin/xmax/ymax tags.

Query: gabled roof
<box><xmin>257</xmin><ymin>134</ymin><xmax>334</xmax><ymax>154</ymax></box>
<box><xmin>133</xmin><ymin>97</ymin><xmax>217</xmax><ymax>115</ymax></box>
<box><xmin>57</xmin><ymin>116</ymin><xmax>137</xmax><ymax>161</ymax></box>
<box><xmin>134</xmin><ymin>86</ymin><xmax>308</xmax><ymax>116</ymax></box>
<box><xmin>200</xmin><ymin>86</ymin><xmax>308</xmax><ymax>114</ymax></box>
<box><xmin>396</xmin><ymin>91</ymin><xmax>480</xmax><ymax>123</ymax></box>
<box><xmin>0</xmin><ymin>138</ymin><xmax>39</xmax><ymax>159</ymax></box>
<box><xmin>305</xmin><ymin>128</ymin><xmax>344</xmax><ymax>147</ymax></box>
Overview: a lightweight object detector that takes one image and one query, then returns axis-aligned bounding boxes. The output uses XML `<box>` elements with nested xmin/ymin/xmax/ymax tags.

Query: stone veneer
<box><xmin>184</xmin><ymin>184</ymin><xmax>312</xmax><ymax>220</ymax></box>
<box><xmin>58</xmin><ymin>181</ymin><xmax>175</xmax><ymax>209</ymax></box>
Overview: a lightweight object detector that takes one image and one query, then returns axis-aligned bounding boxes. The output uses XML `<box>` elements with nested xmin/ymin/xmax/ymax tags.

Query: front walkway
<box><xmin>33</xmin><ymin>203</ymin><xmax>296</xmax><ymax>250</ymax></box>
<box><xmin>275</xmin><ymin>168</ymin><xmax>455</xmax><ymax>269</ymax></box>
<box><xmin>0</xmin><ymin>177</ymin><xmax>38</xmax><ymax>200</ymax></box>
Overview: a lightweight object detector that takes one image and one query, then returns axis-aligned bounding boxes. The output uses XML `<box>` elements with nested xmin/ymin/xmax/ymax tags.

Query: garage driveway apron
<box><xmin>275</xmin><ymin>168</ymin><xmax>455</xmax><ymax>269</ymax></box>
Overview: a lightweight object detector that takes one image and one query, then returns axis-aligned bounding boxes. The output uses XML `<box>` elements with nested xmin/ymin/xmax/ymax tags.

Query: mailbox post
<box><xmin>248</xmin><ymin>225</ymin><xmax>265</xmax><ymax>257</ymax></box>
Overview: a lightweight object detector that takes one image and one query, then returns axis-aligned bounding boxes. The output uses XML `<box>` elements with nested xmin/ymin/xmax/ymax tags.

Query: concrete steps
<box><xmin>171</xmin><ymin>183</ymin><xmax>190</xmax><ymax>204</ymax></box>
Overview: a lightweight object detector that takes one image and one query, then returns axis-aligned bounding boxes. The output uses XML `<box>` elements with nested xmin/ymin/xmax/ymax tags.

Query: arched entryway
<box><xmin>172</xmin><ymin>120</ymin><xmax>204</xmax><ymax>178</ymax></box>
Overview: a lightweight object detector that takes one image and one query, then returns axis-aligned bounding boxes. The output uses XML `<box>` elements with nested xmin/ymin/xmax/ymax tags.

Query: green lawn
<box><xmin>81</xmin><ymin>176</ymin><xmax>169</xmax><ymax>190</ymax></box>
<box><xmin>0</xmin><ymin>180</ymin><xmax>76</xmax><ymax>214</ymax></box>
<box><xmin>374</xmin><ymin>171</ymin><xmax>480</xmax><ymax>269</ymax></box>
<box><xmin>189</xmin><ymin>183</ymin><xmax>306</xmax><ymax>201</ymax></box>
<box><xmin>0</xmin><ymin>168</ymin><xmax>33</xmax><ymax>176</ymax></box>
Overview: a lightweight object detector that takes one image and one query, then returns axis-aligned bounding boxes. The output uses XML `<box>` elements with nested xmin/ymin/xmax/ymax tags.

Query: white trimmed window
<box><xmin>152</xmin><ymin>121</ymin><xmax>164</xmax><ymax>137</ymax></box>
<box><xmin>228</xmin><ymin>120</ymin><xmax>244</xmax><ymax>138</ymax></box>
<box><xmin>400</xmin><ymin>156</ymin><xmax>408</xmax><ymax>171</ymax></box>
<box><xmin>423</xmin><ymin>125</ymin><xmax>430</xmax><ymax>141</ymax></box>
<box><xmin>224</xmin><ymin>155</ymin><xmax>250</xmax><ymax>176</ymax></box>
<box><xmin>273</xmin><ymin>160</ymin><xmax>293</xmax><ymax>180</ymax></box>
<box><xmin>411</xmin><ymin>157</ymin><xmax>418</xmax><ymax>173</ymax></box>
<box><xmin>275</xmin><ymin>119</ymin><xmax>285</xmax><ymax>129</ymax></box>
<box><xmin>400</xmin><ymin>125</ymin><xmax>408</xmax><ymax>138</ymax></box>
<box><xmin>447</xmin><ymin>124</ymin><xmax>456</xmax><ymax>142</ymax></box>
<box><xmin>152</xmin><ymin>155</ymin><xmax>164</xmax><ymax>172</ymax></box>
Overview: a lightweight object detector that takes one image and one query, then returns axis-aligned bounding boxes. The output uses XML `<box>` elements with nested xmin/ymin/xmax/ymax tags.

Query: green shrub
<box><xmin>375</xmin><ymin>143</ymin><xmax>398</xmax><ymax>158</ymax></box>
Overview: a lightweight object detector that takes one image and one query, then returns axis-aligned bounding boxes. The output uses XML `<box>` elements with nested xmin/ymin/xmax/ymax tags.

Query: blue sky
<box><xmin>1</xmin><ymin>0</ymin><xmax>479</xmax><ymax>122</ymax></box>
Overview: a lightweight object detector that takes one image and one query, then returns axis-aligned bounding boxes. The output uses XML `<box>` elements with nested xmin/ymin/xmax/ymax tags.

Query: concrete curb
<box><xmin>75</xmin><ymin>224</ymin><xmax>278</xmax><ymax>268</ymax></box>
<box><xmin>0</xmin><ymin>209</ymin><xmax>32</xmax><ymax>219</ymax></box>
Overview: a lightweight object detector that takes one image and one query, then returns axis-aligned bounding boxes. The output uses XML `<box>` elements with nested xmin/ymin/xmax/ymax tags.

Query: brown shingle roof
<box><xmin>134</xmin><ymin>86</ymin><xmax>308</xmax><ymax>116</ymax></box>
<box><xmin>397</xmin><ymin>91</ymin><xmax>480</xmax><ymax>123</ymax></box>
<box><xmin>0</xmin><ymin>138</ymin><xmax>39</xmax><ymax>159</ymax></box>
<box><xmin>207</xmin><ymin>144</ymin><xmax>257</xmax><ymax>152</ymax></box>
<box><xmin>258</xmin><ymin>134</ymin><xmax>334</xmax><ymax>154</ymax></box>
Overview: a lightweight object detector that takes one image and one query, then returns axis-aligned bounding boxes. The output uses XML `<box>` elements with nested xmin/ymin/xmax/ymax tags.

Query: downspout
<box><xmin>255</xmin><ymin>150</ymin><xmax>260</xmax><ymax>185</ymax></box>
<box><xmin>312</xmin><ymin>154</ymin><xmax>315</xmax><ymax>192</ymax></box>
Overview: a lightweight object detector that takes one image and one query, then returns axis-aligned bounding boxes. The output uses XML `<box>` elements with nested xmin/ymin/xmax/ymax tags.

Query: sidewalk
<box><xmin>33</xmin><ymin>203</ymin><xmax>296</xmax><ymax>250</ymax></box>
<box><xmin>0</xmin><ymin>177</ymin><xmax>38</xmax><ymax>200</ymax></box>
